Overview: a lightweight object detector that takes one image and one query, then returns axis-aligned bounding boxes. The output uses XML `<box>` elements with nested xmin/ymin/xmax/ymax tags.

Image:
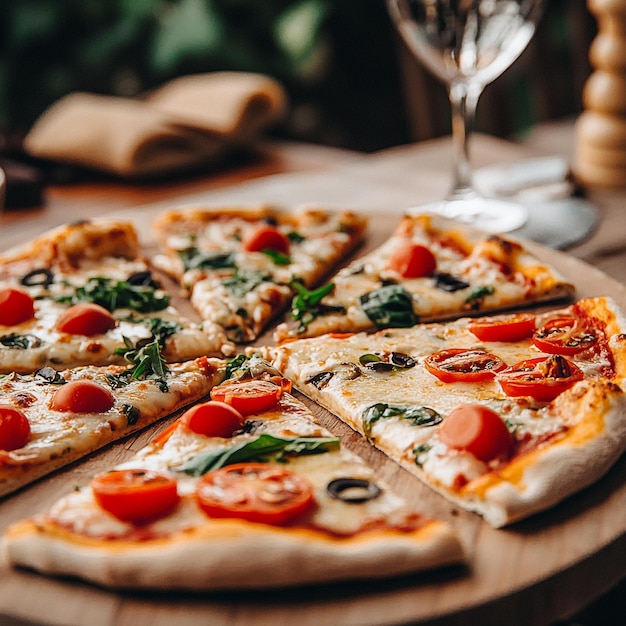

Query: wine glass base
<box><xmin>406</xmin><ymin>196</ymin><xmax>599</xmax><ymax>250</ymax></box>
<box><xmin>407</xmin><ymin>196</ymin><xmax>528</xmax><ymax>233</ymax></box>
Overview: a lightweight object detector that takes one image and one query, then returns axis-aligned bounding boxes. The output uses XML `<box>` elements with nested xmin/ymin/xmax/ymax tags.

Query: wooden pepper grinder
<box><xmin>574</xmin><ymin>0</ymin><xmax>626</xmax><ymax>187</ymax></box>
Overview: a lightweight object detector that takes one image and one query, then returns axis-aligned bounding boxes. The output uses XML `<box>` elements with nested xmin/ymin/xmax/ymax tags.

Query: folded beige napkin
<box><xmin>23</xmin><ymin>72</ymin><xmax>287</xmax><ymax>178</ymax></box>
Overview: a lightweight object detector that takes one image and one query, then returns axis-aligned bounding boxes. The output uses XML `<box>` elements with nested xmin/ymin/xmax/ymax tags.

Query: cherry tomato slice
<box><xmin>439</xmin><ymin>404</ymin><xmax>513</xmax><ymax>462</ymax></box>
<box><xmin>0</xmin><ymin>405</ymin><xmax>31</xmax><ymax>451</ymax></box>
<box><xmin>468</xmin><ymin>313</ymin><xmax>536</xmax><ymax>343</ymax></box>
<box><xmin>51</xmin><ymin>380</ymin><xmax>115</xmax><ymax>413</ymax></box>
<box><xmin>56</xmin><ymin>302</ymin><xmax>117</xmax><ymax>336</ymax></box>
<box><xmin>196</xmin><ymin>463</ymin><xmax>315</xmax><ymax>526</ymax></box>
<box><xmin>532</xmin><ymin>316</ymin><xmax>598</xmax><ymax>355</ymax></box>
<box><xmin>0</xmin><ymin>287</ymin><xmax>35</xmax><ymax>326</ymax></box>
<box><xmin>91</xmin><ymin>469</ymin><xmax>180</xmax><ymax>525</ymax></box>
<box><xmin>387</xmin><ymin>241</ymin><xmax>437</xmax><ymax>278</ymax></box>
<box><xmin>424</xmin><ymin>348</ymin><xmax>506</xmax><ymax>383</ymax></box>
<box><xmin>497</xmin><ymin>355</ymin><xmax>584</xmax><ymax>402</ymax></box>
<box><xmin>210</xmin><ymin>380</ymin><xmax>284</xmax><ymax>416</ymax></box>
<box><xmin>242</xmin><ymin>226</ymin><xmax>290</xmax><ymax>254</ymax></box>
<box><xmin>179</xmin><ymin>401</ymin><xmax>246</xmax><ymax>438</ymax></box>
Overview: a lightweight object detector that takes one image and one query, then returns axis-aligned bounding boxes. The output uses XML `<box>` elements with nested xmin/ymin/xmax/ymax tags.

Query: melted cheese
<box><xmin>45</xmin><ymin>394</ymin><xmax>427</xmax><ymax>539</ymax></box>
<box><xmin>268</xmin><ymin>315</ymin><xmax>613</xmax><ymax>494</ymax></box>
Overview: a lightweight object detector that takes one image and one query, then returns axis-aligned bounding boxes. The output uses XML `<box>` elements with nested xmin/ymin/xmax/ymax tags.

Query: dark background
<box><xmin>0</xmin><ymin>0</ymin><xmax>597</xmax><ymax>153</ymax></box>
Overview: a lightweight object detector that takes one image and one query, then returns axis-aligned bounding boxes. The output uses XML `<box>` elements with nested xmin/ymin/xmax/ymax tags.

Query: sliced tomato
<box><xmin>532</xmin><ymin>316</ymin><xmax>598</xmax><ymax>356</ymax></box>
<box><xmin>439</xmin><ymin>404</ymin><xmax>513</xmax><ymax>462</ymax></box>
<box><xmin>468</xmin><ymin>313</ymin><xmax>536</xmax><ymax>342</ymax></box>
<box><xmin>387</xmin><ymin>241</ymin><xmax>437</xmax><ymax>278</ymax></box>
<box><xmin>56</xmin><ymin>302</ymin><xmax>117</xmax><ymax>336</ymax></box>
<box><xmin>497</xmin><ymin>355</ymin><xmax>584</xmax><ymax>402</ymax></box>
<box><xmin>91</xmin><ymin>469</ymin><xmax>180</xmax><ymax>525</ymax></box>
<box><xmin>424</xmin><ymin>348</ymin><xmax>506</xmax><ymax>383</ymax></box>
<box><xmin>51</xmin><ymin>380</ymin><xmax>115</xmax><ymax>413</ymax></box>
<box><xmin>180</xmin><ymin>401</ymin><xmax>246</xmax><ymax>438</ymax></box>
<box><xmin>242</xmin><ymin>225</ymin><xmax>290</xmax><ymax>254</ymax></box>
<box><xmin>210</xmin><ymin>380</ymin><xmax>284</xmax><ymax>416</ymax></box>
<box><xmin>0</xmin><ymin>405</ymin><xmax>31</xmax><ymax>451</ymax></box>
<box><xmin>196</xmin><ymin>463</ymin><xmax>315</xmax><ymax>526</ymax></box>
<box><xmin>0</xmin><ymin>287</ymin><xmax>35</xmax><ymax>326</ymax></box>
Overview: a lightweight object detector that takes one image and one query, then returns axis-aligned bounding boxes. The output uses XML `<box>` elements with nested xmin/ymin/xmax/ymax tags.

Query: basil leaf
<box><xmin>178</xmin><ymin>248</ymin><xmax>236</xmax><ymax>272</ymax></box>
<box><xmin>362</xmin><ymin>403</ymin><xmax>442</xmax><ymax>438</ymax></box>
<box><xmin>54</xmin><ymin>277</ymin><xmax>169</xmax><ymax>313</ymax></box>
<box><xmin>178</xmin><ymin>434</ymin><xmax>340</xmax><ymax>476</ymax></box>
<box><xmin>359</xmin><ymin>284</ymin><xmax>418</xmax><ymax>329</ymax></box>
<box><xmin>221</xmin><ymin>270</ymin><xmax>272</xmax><ymax>298</ymax></box>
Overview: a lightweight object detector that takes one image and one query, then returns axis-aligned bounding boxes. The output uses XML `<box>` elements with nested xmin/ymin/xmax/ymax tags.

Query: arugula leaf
<box><xmin>221</xmin><ymin>269</ymin><xmax>272</xmax><ymax>298</ymax></box>
<box><xmin>261</xmin><ymin>249</ymin><xmax>291</xmax><ymax>265</ymax></box>
<box><xmin>362</xmin><ymin>403</ymin><xmax>442</xmax><ymax>438</ymax></box>
<box><xmin>359</xmin><ymin>284</ymin><xmax>418</xmax><ymax>329</ymax></box>
<box><xmin>110</xmin><ymin>338</ymin><xmax>170</xmax><ymax>392</ymax></box>
<box><xmin>54</xmin><ymin>277</ymin><xmax>169</xmax><ymax>313</ymax></box>
<box><xmin>178</xmin><ymin>248</ymin><xmax>236</xmax><ymax>272</ymax></box>
<box><xmin>178</xmin><ymin>434</ymin><xmax>340</xmax><ymax>476</ymax></box>
<box><xmin>289</xmin><ymin>279</ymin><xmax>346</xmax><ymax>332</ymax></box>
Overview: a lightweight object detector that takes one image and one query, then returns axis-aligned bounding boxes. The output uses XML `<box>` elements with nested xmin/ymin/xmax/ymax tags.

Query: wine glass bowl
<box><xmin>387</xmin><ymin>0</ymin><xmax>544</xmax><ymax>233</ymax></box>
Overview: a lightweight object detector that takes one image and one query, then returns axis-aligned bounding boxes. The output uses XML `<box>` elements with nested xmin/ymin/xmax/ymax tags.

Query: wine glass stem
<box><xmin>448</xmin><ymin>81</ymin><xmax>482</xmax><ymax>201</ymax></box>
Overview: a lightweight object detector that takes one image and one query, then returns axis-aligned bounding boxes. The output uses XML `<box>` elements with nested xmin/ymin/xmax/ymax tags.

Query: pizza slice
<box><xmin>0</xmin><ymin>355</ymin><xmax>225</xmax><ymax>498</ymax></box>
<box><xmin>274</xmin><ymin>213</ymin><xmax>575</xmax><ymax>341</ymax></box>
<box><xmin>151</xmin><ymin>205</ymin><xmax>367</xmax><ymax>342</ymax></box>
<box><xmin>3</xmin><ymin>358</ymin><xmax>464</xmax><ymax>590</ymax></box>
<box><xmin>0</xmin><ymin>219</ymin><xmax>234</xmax><ymax>373</ymax></box>
<box><xmin>265</xmin><ymin>297</ymin><xmax>626</xmax><ymax>527</ymax></box>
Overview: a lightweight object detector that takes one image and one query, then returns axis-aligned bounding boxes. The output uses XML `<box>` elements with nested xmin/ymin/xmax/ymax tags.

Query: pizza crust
<box><xmin>3</xmin><ymin>517</ymin><xmax>464</xmax><ymax>590</ymax></box>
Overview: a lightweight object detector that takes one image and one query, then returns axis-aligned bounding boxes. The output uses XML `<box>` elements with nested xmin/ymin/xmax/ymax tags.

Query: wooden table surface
<box><xmin>0</xmin><ymin>124</ymin><xmax>624</xmax><ymax>626</ymax></box>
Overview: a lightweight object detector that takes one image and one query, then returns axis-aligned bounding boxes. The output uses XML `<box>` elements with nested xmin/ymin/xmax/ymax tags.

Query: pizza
<box><xmin>0</xmin><ymin>208</ymin><xmax>624</xmax><ymax>594</ymax></box>
<box><xmin>0</xmin><ymin>219</ymin><xmax>234</xmax><ymax>373</ymax></box>
<box><xmin>151</xmin><ymin>204</ymin><xmax>367</xmax><ymax>342</ymax></box>
<box><xmin>0</xmin><ymin>356</ymin><xmax>224</xmax><ymax>497</ymax></box>
<box><xmin>3</xmin><ymin>362</ymin><xmax>465</xmax><ymax>590</ymax></box>
<box><xmin>274</xmin><ymin>213</ymin><xmax>575</xmax><ymax>341</ymax></box>
<box><xmin>264</xmin><ymin>296</ymin><xmax>626</xmax><ymax>527</ymax></box>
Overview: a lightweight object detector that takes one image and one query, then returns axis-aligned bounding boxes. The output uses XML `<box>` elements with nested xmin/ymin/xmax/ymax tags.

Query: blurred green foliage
<box><xmin>0</xmin><ymin>0</ymin><xmax>409</xmax><ymax>151</ymax></box>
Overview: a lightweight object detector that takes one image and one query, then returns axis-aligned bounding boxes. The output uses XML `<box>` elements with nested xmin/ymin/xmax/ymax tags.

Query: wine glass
<box><xmin>387</xmin><ymin>0</ymin><xmax>544</xmax><ymax>233</ymax></box>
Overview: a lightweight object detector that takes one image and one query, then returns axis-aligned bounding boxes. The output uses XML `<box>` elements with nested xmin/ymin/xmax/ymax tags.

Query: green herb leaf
<box><xmin>287</xmin><ymin>231</ymin><xmax>305</xmax><ymax>243</ymax></box>
<box><xmin>413</xmin><ymin>443</ymin><xmax>432</xmax><ymax>467</ymax></box>
<box><xmin>359</xmin><ymin>284</ymin><xmax>418</xmax><ymax>329</ymax></box>
<box><xmin>362</xmin><ymin>403</ymin><xmax>442</xmax><ymax>438</ymax></box>
<box><xmin>178</xmin><ymin>248</ymin><xmax>236</xmax><ymax>272</ymax></box>
<box><xmin>221</xmin><ymin>269</ymin><xmax>272</xmax><ymax>298</ymax></box>
<box><xmin>178</xmin><ymin>434</ymin><xmax>340</xmax><ymax>476</ymax></box>
<box><xmin>111</xmin><ymin>338</ymin><xmax>170</xmax><ymax>392</ymax></box>
<box><xmin>54</xmin><ymin>277</ymin><xmax>169</xmax><ymax>313</ymax></box>
<box><xmin>262</xmin><ymin>248</ymin><xmax>291</xmax><ymax>265</ymax></box>
<box><xmin>464</xmin><ymin>285</ymin><xmax>495</xmax><ymax>304</ymax></box>
<box><xmin>0</xmin><ymin>333</ymin><xmax>41</xmax><ymax>349</ymax></box>
<box><xmin>289</xmin><ymin>279</ymin><xmax>346</xmax><ymax>332</ymax></box>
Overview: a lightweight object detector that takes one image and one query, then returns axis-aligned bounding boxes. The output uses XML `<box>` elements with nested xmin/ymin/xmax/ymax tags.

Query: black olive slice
<box><xmin>34</xmin><ymin>366</ymin><xmax>65</xmax><ymax>384</ymax></box>
<box><xmin>433</xmin><ymin>272</ymin><xmax>470</xmax><ymax>292</ymax></box>
<box><xmin>326</xmin><ymin>477</ymin><xmax>382</xmax><ymax>503</ymax></box>
<box><xmin>20</xmin><ymin>268</ymin><xmax>54</xmax><ymax>287</ymax></box>
<box><xmin>126</xmin><ymin>271</ymin><xmax>160</xmax><ymax>288</ymax></box>
<box><xmin>306</xmin><ymin>371</ymin><xmax>334</xmax><ymax>389</ymax></box>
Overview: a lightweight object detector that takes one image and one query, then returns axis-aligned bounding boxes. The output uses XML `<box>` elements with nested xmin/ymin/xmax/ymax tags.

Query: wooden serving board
<box><xmin>0</xmin><ymin>208</ymin><xmax>624</xmax><ymax>626</ymax></box>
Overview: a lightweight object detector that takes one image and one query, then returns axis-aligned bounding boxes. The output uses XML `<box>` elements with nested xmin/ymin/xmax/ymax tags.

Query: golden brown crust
<box><xmin>0</xmin><ymin>219</ymin><xmax>140</xmax><ymax>280</ymax></box>
<box><xmin>3</xmin><ymin>515</ymin><xmax>464</xmax><ymax>590</ymax></box>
